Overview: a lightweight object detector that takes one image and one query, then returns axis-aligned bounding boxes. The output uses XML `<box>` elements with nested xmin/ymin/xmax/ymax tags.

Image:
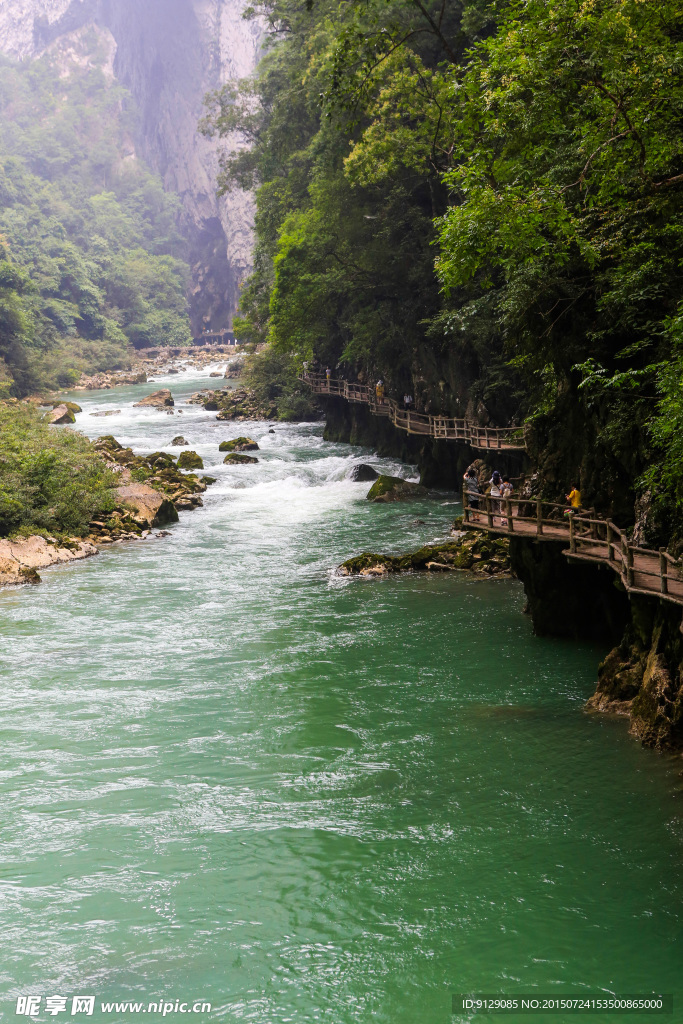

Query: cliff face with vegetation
<box><xmin>204</xmin><ymin>0</ymin><xmax>683</xmax><ymax>750</ymax></box>
<box><xmin>0</xmin><ymin>0</ymin><xmax>262</xmax><ymax>335</ymax></box>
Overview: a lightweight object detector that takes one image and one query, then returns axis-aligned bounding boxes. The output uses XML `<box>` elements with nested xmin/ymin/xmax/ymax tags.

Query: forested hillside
<box><xmin>204</xmin><ymin>0</ymin><xmax>683</xmax><ymax>541</ymax></box>
<box><xmin>0</xmin><ymin>27</ymin><xmax>192</xmax><ymax>397</ymax></box>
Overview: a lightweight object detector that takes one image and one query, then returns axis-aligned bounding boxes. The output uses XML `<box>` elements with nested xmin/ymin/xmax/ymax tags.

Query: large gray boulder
<box><xmin>349</xmin><ymin>463</ymin><xmax>379</xmax><ymax>482</ymax></box>
<box><xmin>133</xmin><ymin>389</ymin><xmax>174</xmax><ymax>409</ymax></box>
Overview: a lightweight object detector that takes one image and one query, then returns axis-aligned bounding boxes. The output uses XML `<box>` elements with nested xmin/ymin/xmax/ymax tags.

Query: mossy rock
<box><xmin>202</xmin><ymin>476</ymin><xmax>217</xmax><ymax>485</ymax></box>
<box><xmin>223</xmin><ymin>452</ymin><xmax>259</xmax><ymax>465</ymax></box>
<box><xmin>366</xmin><ymin>474</ymin><xmax>427</xmax><ymax>502</ymax></box>
<box><xmin>451</xmin><ymin>550</ymin><xmax>475</xmax><ymax>569</ymax></box>
<box><xmin>219</xmin><ymin>437</ymin><xmax>259</xmax><ymax>452</ymax></box>
<box><xmin>177</xmin><ymin>450</ymin><xmax>204</xmax><ymax>470</ymax></box>
<box><xmin>147</xmin><ymin>451</ymin><xmax>177</xmax><ymax>469</ymax></box>
<box><xmin>339</xmin><ymin>536</ymin><xmax>508</xmax><ymax>576</ymax></box>
<box><xmin>51</xmin><ymin>400</ymin><xmax>82</xmax><ymax>414</ymax></box>
<box><xmin>19</xmin><ymin>566</ymin><xmax>41</xmax><ymax>584</ymax></box>
<box><xmin>340</xmin><ymin>552</ymin><xmax>400</xmax><ymax>574</ymax></box>
<box><xmin>95</xmin><ymin>435</ymin><xmax>123</xmax><ymax>451</ymax></box>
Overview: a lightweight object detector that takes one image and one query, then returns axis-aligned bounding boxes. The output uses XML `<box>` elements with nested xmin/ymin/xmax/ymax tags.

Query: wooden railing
<box><xmin>300</xmin><ymin>373</ymin><xmax>526</xmax><ymax>452</ymax></box>
<box><xmin>462</xmin><ymin>492</ymin><xmax>683</xmax><ymax>607</ymax></box>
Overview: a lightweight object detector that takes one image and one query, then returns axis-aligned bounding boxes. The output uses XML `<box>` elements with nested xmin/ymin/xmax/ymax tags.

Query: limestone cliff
<box><xmin>0</xmin><ymin>0</ymin><xmax>262</xmax><ymax>333</ymax></box>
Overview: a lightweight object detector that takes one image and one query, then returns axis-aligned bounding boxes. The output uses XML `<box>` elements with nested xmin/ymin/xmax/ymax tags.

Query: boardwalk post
<box><xmin>606</xmin><ymin>523</ymin><xmax>613</xmax><ymax>563</ymax></box>
<box><xmin>536</xmin><ymin>499</ymin><xmax>543</xmax><ymax>537</ymax></box>
<box><xmin>569</xmin><ymin>512</ymin><xmax>576</xmax><ymax>553</ymax></box>
<box><xmin>486</xmin><ymin>496</ymin><xmax>493</xmax><ymax>528</ymax></box>
<box><xmin>506</xmin><ymin>498</ymin><xmax>513</xmax><ymax>534</ymax></box>
<box><xmin>660</xmin><ymin>548</ymin><xmax>668</xmax><ymax>596</ymax></box>
<box><xmin>626</xmin><ymin>544</ymin><xmax>635</xmax><ymax>587</ymax></box>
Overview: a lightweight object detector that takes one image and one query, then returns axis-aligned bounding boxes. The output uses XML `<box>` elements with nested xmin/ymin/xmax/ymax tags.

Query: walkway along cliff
<box><xmin>302</xmin><ymin>372</ymin><xmax>683</xmax><ymax>752</ymax></box>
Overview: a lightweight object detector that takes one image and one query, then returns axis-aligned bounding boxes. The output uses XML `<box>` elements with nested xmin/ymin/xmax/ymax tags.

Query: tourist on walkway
<box><xmin>565</xmin><ymin>484</ymin><xmax>582</xmax><ymax>516</ymax></box>
<box><xmin>489</xmin><ymin>470</ymin><xmax>502</xmax><ymax>516</ymax></box>
<box><xmin>376</xmin><ymin>379</ymin><xmax>385</xmax><ymax>401</ymax></box>
<box><xmin>464</xmin><ymin>468</ymin><xmax>481</xmax><ymax>520</ymax></box>
<box><xmin>500</xmin><ymin>475</ymin><xmax>513</xmax><ymax>524</ymax></box>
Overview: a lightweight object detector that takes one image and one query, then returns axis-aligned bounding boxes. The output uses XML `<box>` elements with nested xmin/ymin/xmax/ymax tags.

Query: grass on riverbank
<box><xmin>0</xmin><ymin>403</ymin><xmax>117</xmax><ymax>539</ymax></box>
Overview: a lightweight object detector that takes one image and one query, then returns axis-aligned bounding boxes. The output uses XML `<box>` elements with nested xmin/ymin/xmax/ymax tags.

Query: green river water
<box><xmin>0</xmin><ymin>368</ymin><xmax>681</xmax><ymax>1023</ymax></box>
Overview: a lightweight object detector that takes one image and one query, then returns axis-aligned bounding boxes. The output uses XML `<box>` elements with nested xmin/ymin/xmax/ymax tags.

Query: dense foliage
<box><xmin>0</xmin><ymin>30</ymin><xmax>192</xmax><ymax>396</ymax></box>
<box><xmin>204</xmin><ymin>0</ymin><xmax>683</xmax><ymax>536</ymax></box>
<box><xmin>242</xmin><ymin>347</ymin><xmax>320</xmax><ymax>421</ymax></box>
<box><xmin>0</xmin><ymin>403</ymin><xmax>116</xmax><ymax>538</ymax></box>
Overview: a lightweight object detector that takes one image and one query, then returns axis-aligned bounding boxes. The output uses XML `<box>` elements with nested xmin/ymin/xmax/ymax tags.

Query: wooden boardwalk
<box><xmin>302</xmin><ymin>372</ymin><xmax>682</xmax><ymax>607</ymax></box>
<box><xmin>463</xmin><ymin>493</ymin><xmax>683</xmax><ymax>607</ymax></box>
<box><xmin>301</xmin><ymin>373</ymin><xmax>526</xmax><ymax>452</ymax></box>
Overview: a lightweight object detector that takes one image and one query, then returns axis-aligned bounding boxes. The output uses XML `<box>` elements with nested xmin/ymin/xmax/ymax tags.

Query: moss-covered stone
<box><xmin>339</xmin><ymin>535</ymin><xmax>511</xmax><ymax>576</ymax></box>
<box><xmin>366</xmin><ymin>474</ymin><xmax>428</xmax><ymax>502</ymax></box>
<box><xmin>219</xmin><ymin>437</ymin><xmax>259</xmax><ymax>452</ymax></box>
<box><xmin>50</xmin><ymin>400</ymin><xmax>82</xmax><ymax>414</ymax></box>
<box><xmin>177</xmin><ymin>450</ymin><xmax>204</xmax><ymax>470</ymax></box>
<box><xmin>147</xmin><ymin>451</ymin><xmax>177</xmax><ymax>469</ymax></box>
<box><xmin>223</xmin><ymin>452</ymin><xmax>259</xmax><ymax>465</ymax></box>
<box><xmin>19</xmin><ymin>566</ymin><xmax>41</xmax><ymax>583</ymax></box>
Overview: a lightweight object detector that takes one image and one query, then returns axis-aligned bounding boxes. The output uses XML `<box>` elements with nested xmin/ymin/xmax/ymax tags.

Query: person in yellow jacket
<box><xmin>564</xmin><ymin>485</ymin><xmax>582</xmax><ymax>516</ymax></box>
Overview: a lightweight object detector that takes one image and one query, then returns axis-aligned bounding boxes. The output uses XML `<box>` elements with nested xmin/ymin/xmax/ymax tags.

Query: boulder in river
<box><xmin>45</xmin><ymin>403</ymin><xmax>75</xmax><ymax>424</ymax></box>
<box><xmin>171</xmin><ymin>436</ymin><xmax>189</xmax><ymax>446</ymax></box>
<box><xmin>209</xmin><ymin>371</ymin><xmax>223</xmax><ymax>377</ymax></box>
<box><xmin>349</xmin><ymin>463</ymin><xmax>379</xmax><ymax>482</ymax></box>
<box><xmin>366</xmin><ymin>474</ymin><xmax>427</xmax><ymax>502</ymax></box>
<box><xmin>219</xmin><ymin>437</ymin><xmax>259</xmax><ymax>452</ymax></box>
<box><xmin>177</xmin><ymin>450</ymin><xmax>204</xmax><ymax>470</ymax></box>
<box><xmin>223</xmin><ymin>453</ymin><xmax>259</xmax><ymax>465</ymax></box>
<box><xmin>48</xmin><ymin>400</ymin><xmax>81</xmax><ymax>414</ymax></box>
<box><xmin>133</xmin><ymin>389</ymin><xmax>174</xmax><ymax>409</ymax></box>
<box><xmin>116</xmin><ymin>482</ymin><xmax>179</xmax><ymax>527</ymax></box>
<box><xmin>339</xmin><ymin>535</ymin><xmax>511</xmax><ymax>577</ymax></box>
<box><xmin>90</xmin><ymin>409</ymin><xmax>121</xmax><ymax>417</ymax></box>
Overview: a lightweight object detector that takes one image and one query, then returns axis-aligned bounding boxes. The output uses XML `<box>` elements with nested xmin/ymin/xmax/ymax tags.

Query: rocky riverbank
<box><xmin>0</xmin><ymin>430</ymin><xmax>217</xmax><ymax>587</ymax></box>
<box><xmin>0</xmin><ymin>536</ymin><xmax>99</xmax><ymax>586</ymax></box>
<box><xmin>94</xmin><ymin>436</ymin><xmax>214</xmax><ymax>521</ymax></box>
<box><xmin>73</xmin><ymin>347</ymin><xmax>245</xmax><ymax>391</ymax></box>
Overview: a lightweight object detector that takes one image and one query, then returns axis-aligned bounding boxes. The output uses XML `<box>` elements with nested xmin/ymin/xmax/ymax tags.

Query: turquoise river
<box><xmin>0</xmin><ymin>367</ymin><xmax>681</xmax><ymax>1023</ymax></box>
